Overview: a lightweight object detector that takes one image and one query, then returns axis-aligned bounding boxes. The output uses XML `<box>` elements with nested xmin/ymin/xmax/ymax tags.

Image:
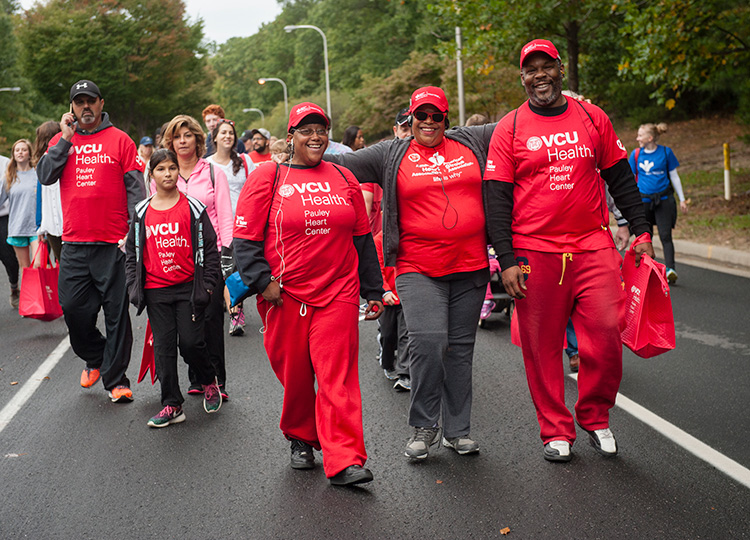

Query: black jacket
<box><xmin>125</xmin><ymin>194</ymin><xmax>221</xmax><ymax>317</ymax></box>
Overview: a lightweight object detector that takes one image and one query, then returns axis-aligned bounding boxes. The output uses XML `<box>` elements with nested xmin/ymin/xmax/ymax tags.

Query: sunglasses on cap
<box><xmin>219</xmin><ymin>119</ymin><xmax>235</xmax><ymax>126</ymax></box>
<box><xmin>413</xmin><ymin>111</ymin><xmax>445</xmax><ymax>123</ymax></box>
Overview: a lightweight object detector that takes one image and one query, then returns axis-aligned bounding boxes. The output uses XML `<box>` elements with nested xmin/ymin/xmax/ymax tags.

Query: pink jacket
<box><xmin>150</xmin><ymin>158</ymin><xmax>234</xmax><ymax>250</ymax></box>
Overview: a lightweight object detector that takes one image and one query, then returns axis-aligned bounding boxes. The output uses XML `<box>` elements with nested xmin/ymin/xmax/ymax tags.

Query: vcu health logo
<box><xmin>526</xmin><ymin>137</ymin><xmax>543</xmax><ymax>151</ymax></box>
<box><xmin>278</xmin><ymin>184</ymin><xmax>294</xmax><ymax>198</ymax></box>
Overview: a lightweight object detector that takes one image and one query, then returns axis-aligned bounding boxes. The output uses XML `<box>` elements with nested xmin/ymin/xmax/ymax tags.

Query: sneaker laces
<box><xmin>413</xmin><ymin>427</ymin><xmax>438</xmax><ymax>444</ymax></box>
<box><xmin>162</xmin><ymin>405</ymin><xmax>179</xmax><ymax>418</ymax></box>
<box><xmin>291</xmin><ymin>439</ymin><xmax>311</xmax><ymax>455</ymax></box>
<box><xmin>204</xmin><ymin>383</ymin><xmax>219</xmax><ymax>401</ymax></box>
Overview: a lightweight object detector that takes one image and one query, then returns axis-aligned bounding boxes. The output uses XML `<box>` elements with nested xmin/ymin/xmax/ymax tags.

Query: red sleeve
<box><xmin>233</xmin><ymin>164</ymin><xmax>276</xmax><ymax>241</ymax></box>
<box><xmin>345</xmin><ymin>167</ymin><xmax>371</xmax><ymax>236</ymax></box>
<box><xmin>120</xmin><ymin>133</ymin><xmax>141</xmax><ymax>175</ymax></box>
<box><xmin>360</xmin><ymin>182</ymin><xmax>375</xmax><ymax>193</ymax></box>
<box><xmin>483</xmin><ymin>110</ymin><xmax>517</xmax><ymax>184</ymax></box>
<box><xmin>373</xmin><ymin>232</ymin><xmax>395</xmax><ymax>292</ymax></box>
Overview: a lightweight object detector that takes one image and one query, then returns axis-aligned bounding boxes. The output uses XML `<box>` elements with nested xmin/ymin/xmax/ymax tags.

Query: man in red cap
<box><xmin>484</xmin><ymin>39</ymin><xmax>654</xmax><ymax>462</ymax></box>
<box><xmin>325</xmin><ymin>86</ymin><xmax>497</xmax><ymax>461</ymax></box>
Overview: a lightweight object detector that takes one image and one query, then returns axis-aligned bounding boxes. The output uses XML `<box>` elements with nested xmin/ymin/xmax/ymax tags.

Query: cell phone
<box><xmin>67</xmin><ymin>104</ymin><xmax>77</xmax><ymax>127</ymax></box>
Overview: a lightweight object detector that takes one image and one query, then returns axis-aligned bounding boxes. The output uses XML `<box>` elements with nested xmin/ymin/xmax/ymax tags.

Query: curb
<box><xmin>651</xmin><ymin>235</ymin><xmax>750</xmax><ymax>275</ymax></box>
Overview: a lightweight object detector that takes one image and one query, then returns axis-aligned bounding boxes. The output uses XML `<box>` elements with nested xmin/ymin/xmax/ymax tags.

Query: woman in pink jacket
<box><xmin>157</xmin><ymin>115</ymin><xmax>234</xmax><ymax>399</ymax></box>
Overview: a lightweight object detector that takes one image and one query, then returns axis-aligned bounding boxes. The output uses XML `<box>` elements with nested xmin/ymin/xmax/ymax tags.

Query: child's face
<box><xmin>151</xmin><ymin>160</ymin><xmax>179</xmax><ymax>191</ymax></box>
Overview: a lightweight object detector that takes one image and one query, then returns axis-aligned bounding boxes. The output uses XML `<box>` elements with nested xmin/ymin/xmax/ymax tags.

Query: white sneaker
<box><xmin>543</xmin><ymin>440</ymin><xmax>572</xmax><ymax>462</ymax></box>
<box><xmin>587</xmin><ymin>428</ymin><xmax>618</xmax><ymax>457</ymax></box>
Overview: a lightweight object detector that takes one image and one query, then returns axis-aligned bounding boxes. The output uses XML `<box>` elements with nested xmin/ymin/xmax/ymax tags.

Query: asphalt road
<box><xmin>1</xmin><ymin>262</ymin><xmax>748</xmax><ymax>539</ymax></box>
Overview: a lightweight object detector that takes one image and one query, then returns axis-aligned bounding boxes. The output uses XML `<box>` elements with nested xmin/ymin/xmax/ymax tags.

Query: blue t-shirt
<box><xmin>628</xmin><ymin>145</ymin><xmax>679</xmax><ymax>199</ymax></box>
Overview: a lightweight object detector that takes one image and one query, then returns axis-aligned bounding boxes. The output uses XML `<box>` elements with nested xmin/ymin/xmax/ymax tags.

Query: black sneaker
<box><xmin>329</xmin><ymin>465</ymin><xmax>373</xmax><ymax>486</ymax></box>
<box><xmin>393</xmin><ymin>376</ymin><xmax>411</xmax><ymax>391</ymax></box>
<box><xmin>187</xmin><ymin>383</ymin><xmax>203</xmax><ymax>395</ymax></box>
<box><xmin>290</xmin><ymin>439</ymin><xmax>315</xmax><ymax>469</ymax></box>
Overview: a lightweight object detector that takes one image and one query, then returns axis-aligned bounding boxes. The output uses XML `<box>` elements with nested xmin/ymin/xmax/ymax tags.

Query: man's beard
<box><xmin>525</xmin><ymin>76</ymin><xmax>563</xmax><ymax>107</ymax></box>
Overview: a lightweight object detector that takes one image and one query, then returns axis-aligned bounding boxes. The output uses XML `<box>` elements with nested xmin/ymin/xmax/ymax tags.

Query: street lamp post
<box><xmin>0</xmin><ymin>87</ymin><xmax>21</xmax><ymax>92</ymax></box>
<box><xmin>283</xmin><ymin>24</ymin><xmax>332</xmax><ymax>137</ymax></box>
<box><xmin>242</xmin><ymin>108</ymin><xmax>265</xmax><ymax>124</ymax></box>
<box><xmin>258</xmin><ymin>78</ymin><xmax>288</xmax><ymax>119</ymax></box>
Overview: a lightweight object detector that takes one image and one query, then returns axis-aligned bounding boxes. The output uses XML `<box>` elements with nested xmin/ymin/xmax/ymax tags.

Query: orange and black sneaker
<box><xmin>107</xmin><ymin>385</ymin><xmax>133</xmax><ymax>403</ymax></box>
<box><xmin>80</xmin><ymin>368</ymin><xmax>100</xmax><ymax>388</ymax></box>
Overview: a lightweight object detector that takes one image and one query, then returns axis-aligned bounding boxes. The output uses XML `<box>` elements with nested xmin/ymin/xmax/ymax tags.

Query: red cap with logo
<box><xmin>287</xmin><ymin>102</ymin><xmax>330</xmax><ymax>133</ymax></box>
<box><xmin>408</xmin><ymin>86</ymin><xmax>449</xmax><ymax>114</ymax></box>
<box><xmin>519</xmin><ymin>39</ymin><xmax>561</xmax><ymax>68</ymax></box>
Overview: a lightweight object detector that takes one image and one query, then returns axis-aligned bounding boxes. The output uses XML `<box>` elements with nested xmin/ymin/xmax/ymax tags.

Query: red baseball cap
<box><xmin>519</xmin><ymin>39</ymin><xmax>561</xmax><ymax>68</ymax></box>
<box><xmin>287</xmin><ymin>102</ymin><xmax>330</xmax><ymax>133</ymax></box>
<box><xmin>408</xmin><ymin>86</ymin><xmax>449</xmax><ymax>114</ymax></box>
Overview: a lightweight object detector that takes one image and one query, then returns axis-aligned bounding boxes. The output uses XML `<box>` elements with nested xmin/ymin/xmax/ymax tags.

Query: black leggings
<box><xmin>643</xmin><ymin>195</ymin><xmax>677</xmax><ymax>269</ymax></box>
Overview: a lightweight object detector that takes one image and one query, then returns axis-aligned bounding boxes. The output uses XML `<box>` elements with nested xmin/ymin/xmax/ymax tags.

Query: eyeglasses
<box><xmin>219</xmin><ymin>119</ymin><xmax>235</xmax><ymax>126</ymax></box>
<box><xmin>294</xmin><ymin>127</ymin><xmax>329</xmax><ymax>137</ymax></box>
<box><xmin>413</xmin><ymin>111</ymin><xmax>445</xmax><ymax>123</ymax></box>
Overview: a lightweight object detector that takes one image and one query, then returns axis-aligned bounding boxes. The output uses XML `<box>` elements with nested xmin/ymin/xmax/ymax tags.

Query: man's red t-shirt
<box><xmin>233</xmin><ymin>161</ymin><xmax>370</xmax><ymax>307</ymax></box>
<box><xmin>248</xmin><ymin>151</ymin><xmax>272</xmax><ymax>165</ymax></box>
<box><xmin>144</xmin><ymin>195</ymin><xmax>195</xmax><ymax>289</ymax></box>
<box><xmin>48</xmin><ymin>127</ymin><xmax>141</xmax><ymax>243</ymax></box>
<box><xmin>395</xmin><ymin>137</ymin><xmax>487</xmax><ymax>277</ymax></box>
<box><xmin>484</xmin><ymin>98</ymin><xmax>627</xmax><ymax>252</ymax></box>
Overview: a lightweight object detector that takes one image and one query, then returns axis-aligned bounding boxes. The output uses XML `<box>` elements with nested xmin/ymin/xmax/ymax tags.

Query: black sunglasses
<box><xmin>413</xmin><ymin>111</ymin><xmax>445</xmax><ymax>123</ymax></box>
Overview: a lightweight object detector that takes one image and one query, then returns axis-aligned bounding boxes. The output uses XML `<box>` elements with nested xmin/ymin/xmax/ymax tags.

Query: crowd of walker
<box><xmin>2</xmin><ymin>38</ymin><xmax>693</xmax><ymax>486</ymax></box>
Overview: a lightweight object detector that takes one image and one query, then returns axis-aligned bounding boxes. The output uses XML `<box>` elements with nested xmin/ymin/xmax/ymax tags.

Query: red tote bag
<box><xmin>18</xmin><ymin>242</ymin><xmax>63</xmax><ymax>321</ymax></box>
<box><xmin>137</xmin><ymin>320</ymin><xmax>157</xmax><ymax>384</ymax></box>
<box><xmin>621</xmin><ymin>236</ymin><xmax>676</xmax><ymax>358</ymax></box>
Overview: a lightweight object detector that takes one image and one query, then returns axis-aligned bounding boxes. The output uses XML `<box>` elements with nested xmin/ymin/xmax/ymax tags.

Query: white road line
<box><xmin>570</xmin><ymin>373</ymin><xmax>750</xmax><ymax>490</ymax></box>
<box><xmin>0</xmin><ymin>336</ymin><xmax>70</xmax><ymax>435</ymax></box>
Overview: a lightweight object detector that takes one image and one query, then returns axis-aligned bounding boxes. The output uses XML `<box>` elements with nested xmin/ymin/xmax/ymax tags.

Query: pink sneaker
<box><xmin>480</xmin><ymin>300</ymin><xmax>495</xmax><ymax>320</ymax></box>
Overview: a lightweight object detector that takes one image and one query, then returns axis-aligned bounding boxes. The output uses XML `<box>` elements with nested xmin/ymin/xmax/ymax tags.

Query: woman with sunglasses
<box><xmin>157</xmin><ymin>115</ymin><xmax>233</xmax><ymax>400</ymax></box>
<box><xmin>207</xmin><ymin>118</ymin><xmax>255</xmax><ymax>337</ymax></box>
<box><xmin>325</xmin><ymin>86</ymin><xmax>496</xmax><ymax>461</ymax></box>
<box><xmin>233</xmin><ymin>102</ymin><xmax>384</xmax><ymax>486</ymax></box>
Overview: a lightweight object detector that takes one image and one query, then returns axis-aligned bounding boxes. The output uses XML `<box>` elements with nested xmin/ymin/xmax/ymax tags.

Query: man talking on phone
<box><xmin>38</xmin><ymin>79</ymin><xmax>145</xmax><ymax>403</ymax></box>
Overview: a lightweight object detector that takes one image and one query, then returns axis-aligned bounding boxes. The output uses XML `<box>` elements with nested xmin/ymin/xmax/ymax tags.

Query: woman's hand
<box><xmin>680</xmin><ymin>200</ymin><xmax>688</xmax><ymax>213</ymax></box>
<box><xmin>262</xmin><ymin>280</ymin><xmax>283</xmax><ymax>307</ymax></box>
<box><xmin>363</xmin><ymin>300</ymin><xmax>383</xmax><ymax>320</ymax></box>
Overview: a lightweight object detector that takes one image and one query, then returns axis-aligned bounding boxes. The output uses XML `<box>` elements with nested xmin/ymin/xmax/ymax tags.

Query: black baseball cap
<box><xmin>395</xmin><ymin>107</ymin><xmax>409</xmax><ymax>126</ymax></box>
<box><xmin>70</xmin><ymin>80</ymin><xmax>102</xmax><ymax>102</ymax></box>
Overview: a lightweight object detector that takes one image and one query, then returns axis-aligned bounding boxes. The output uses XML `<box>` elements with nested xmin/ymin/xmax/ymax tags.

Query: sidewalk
<box><xmin>651</xmin><ymin>235</ymin><xmax>750</xmax><ymax>277</ymax></box>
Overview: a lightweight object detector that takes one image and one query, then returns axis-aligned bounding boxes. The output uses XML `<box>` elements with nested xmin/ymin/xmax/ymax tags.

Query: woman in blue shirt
<box><xmin>628</xmin><ymin>123</ymin><xmax>687</xmax><ymax>283</ymax></box>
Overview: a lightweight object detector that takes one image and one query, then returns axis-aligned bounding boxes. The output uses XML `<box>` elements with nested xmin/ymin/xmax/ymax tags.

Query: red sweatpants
<box><xmin>257</xmin><ymin>294</ymin><xmax>367</xmax><ymax>477</ymax></box>
<box><xmin>514</xmin><ymin>248</ymin><xmax>626</xmax><ymax>445</ymax></box>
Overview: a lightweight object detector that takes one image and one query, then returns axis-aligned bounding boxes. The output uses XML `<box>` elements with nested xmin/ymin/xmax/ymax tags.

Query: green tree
<box><xmin>17</xmin><ymin>0</ymin><xmax>211</xmax><ymax>138</ymax></box>
<box><xmin>618</xmin><ymin>0</ymin><xmax>750</xmax><ymax>120</ymax></box>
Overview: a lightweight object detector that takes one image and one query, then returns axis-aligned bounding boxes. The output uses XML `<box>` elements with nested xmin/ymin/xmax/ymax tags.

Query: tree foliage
<box><xmin>17</xmin><ymin>0</ymin><xmax>211</xmax><ymax>138</ymax></box>
<box><xmin>618</xmin><ymin>0</ymin><xmax>750</xmax><ymax>117</ymax></box>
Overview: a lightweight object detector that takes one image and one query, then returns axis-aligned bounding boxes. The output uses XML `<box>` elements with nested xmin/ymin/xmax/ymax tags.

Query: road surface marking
<box><xmin>570</xmin><ymin>373</ymin><xmax>750</xmax><ymax>489</ymax></box>
<box><xmin>0</xmin><ymin>336</ymin><xmax>70</xmax><ymax>435</ymax></box>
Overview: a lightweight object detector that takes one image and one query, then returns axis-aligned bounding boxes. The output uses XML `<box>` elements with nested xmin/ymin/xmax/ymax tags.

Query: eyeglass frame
<box><xmin>291</xmin><ymin>127</ymin><xmax>329</xmax><ymax>137</ymax></box>
<box><xmin>412</xmin><ymin>110</ymin><xmax>446</xmax><ymax>123</ymax></box>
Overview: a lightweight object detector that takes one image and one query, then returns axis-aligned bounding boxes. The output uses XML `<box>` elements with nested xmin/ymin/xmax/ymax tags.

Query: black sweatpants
<box><xmin>188</xmin><ymin>279</ymin><xmax>226</xmax><ymax>387</ymax></box>
<box><xmin>58</xmin><ymin>243</ymin><xmax>132</xmax><ymax>390</ymax></box>
<box><xmin>145</xmin><ymin>282</ymin><xmax>216</xmax><ymax>407</ymax></box>
<box><xmin>379</xmin><ymin>304</ymin><xmax>410</xmax><ymax>377</ymax></box>
<box><xmin>0</xmin><ymin>215</ymin><xmax>19</xmax><ymax>288</ymax></box>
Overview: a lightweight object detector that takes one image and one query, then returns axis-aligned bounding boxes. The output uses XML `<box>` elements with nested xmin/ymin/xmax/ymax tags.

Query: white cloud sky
<box><xmin>18</xmin><ymin>0</ymin><xmax>283</xmax><ymax>45</ymax></box>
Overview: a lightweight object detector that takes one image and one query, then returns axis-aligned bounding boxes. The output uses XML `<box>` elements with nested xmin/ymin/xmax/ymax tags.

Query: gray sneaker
<box><xmin>383</xmin><ymin>368</ymin><xmax>398</xmax><ymax>381</ymax></box>
<box><xmin>405</xmin><ymin>427</ymin><xmax>440</xmax><ymax>459</ymax></box>
<box><xmin>442</xmin><ymin>436</ymin><xmax>479</xmax><ymax>455</ymax></box>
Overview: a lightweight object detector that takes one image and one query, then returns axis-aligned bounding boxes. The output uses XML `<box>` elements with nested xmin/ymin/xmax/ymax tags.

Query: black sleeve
<box><xmin>353</xmin><ymin>233</ymin><xmax>384</xmax><ymax>301</ymax></box>
<box><xmin>600</xmin><ymin>159</ymin><xmax>650</xmax><ymax>237</ymax></box>
<box><xmin>233</xmin><ymin>238</ymin><xmax>272</xmax><ymax>295</ymax></box>
<box><xmin>322</xmin><ymin>141</ymin><xmax>389</xmax><ymax>186</ymax></box>
<box><xmin>37</xmin><ymin>139</ymin><xmax>72</xmax><ymax>186</ymax></box>
<box><xmin>201</xmin><ymin>214</ymin><xmax>221</xmax><ymax>291</ymax></box>
<box><xmin>124</xmin><ymin>218</ymin><xmax>138</xmax><ymax>305</ymax></box>
<box><xmin>124</xmin><ymin>169</ymin><xmax>146</xmax><ymax>223</ymax></box>
<box><xmin>484</xmin><ymin>180</ymin><xmax>517</xmax><ymax>271</ymax></box>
